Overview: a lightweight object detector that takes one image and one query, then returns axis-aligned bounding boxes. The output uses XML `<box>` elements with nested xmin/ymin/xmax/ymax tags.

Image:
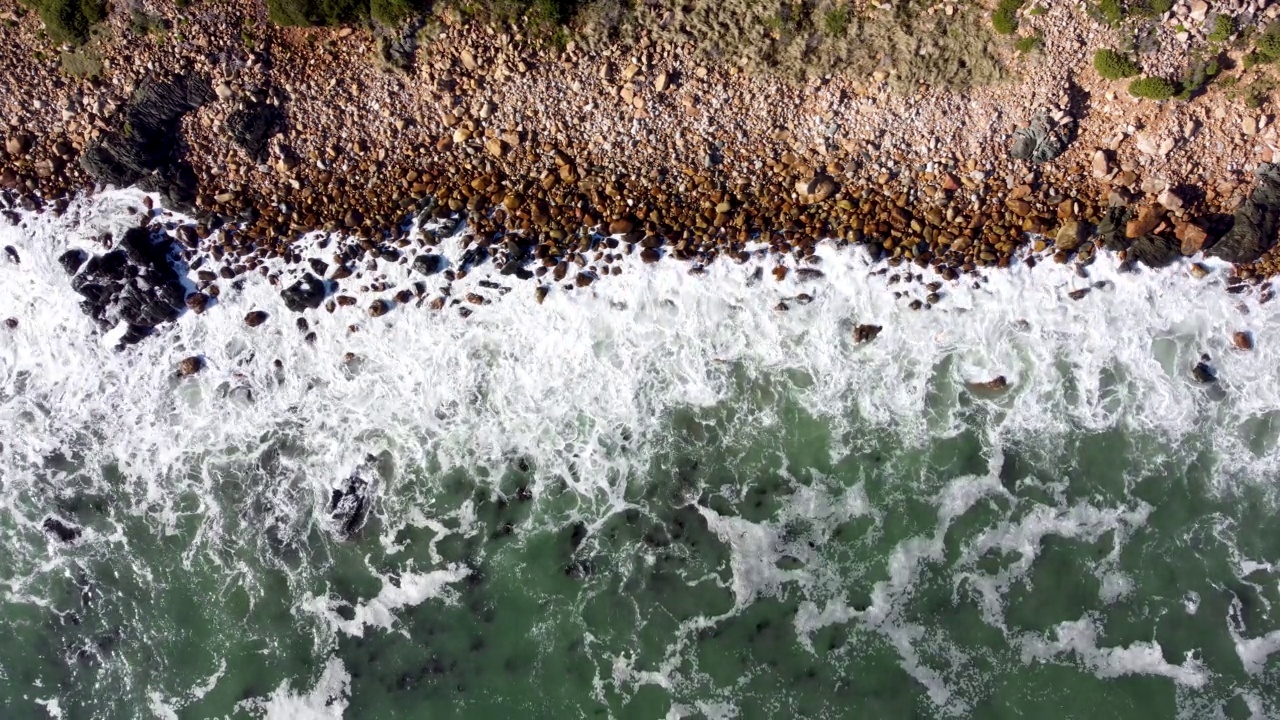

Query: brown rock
<box><xmin>853</xmin><ymin>324</ymin><xmax>882</xmax><ymax>343</ymax></box>
<box><xmin>185</xmin><ymin>292</ymin><xmax>209</xmax><ymax>314</ymax></box>
<box><xmin>535</xmin><ymin>286</ymin><xmax>549</xmax><ymax>304</ymax></box>
<box><xmin>465</xmin><ymin>293</ymin><xmax>488</xmax><ymax>305</ymax></box>
<box><xmin>1233</xmin><ymin>331</ymin><xmax>1254</xmax><ymax>351</ymax></box>
<box><xmin>967</xmin><ymin>376</ymin><xmax>1009</xmax><ymax>393</ymax></box>
<box><xmin>368</xmin><ymin>299</ymin><xmax>391</xmax><ymax>317</ymax></box>
<box><xmin>177</xmin><ymin>356</ymin><xmax>204</xmax><ymax>376</ymax></box>
<box><xmin>337</xmin><ymin>295</ymin><xmax>357</xmax><ymax>306</ymax></box>
<box><xmin>795</xmin><ymin>175</ymin><xmax>839</xmax><ymax>204</ymax></box>
<box><xmin>1055</xmin><ymin>221</ymin><xmax>1086</xmax><ymax>251</ymax></box>
<box><xmin>485</xmin><ymin>138</ymin><xmax>507</xmax><ymax>158</ymax></box>
<box><xmin>941</xmin><ymin>173</ymin><xmax>960</xmax><ymax>192</ymax></box>
<box><xmin>1126</xmin><ymin>205</ymin><xmax>1166</xmax><ymax>239</ymax></box>
<box><xmin>244</xmin><ymin>311</ymin><xmax>268</xmax><ymax>327</ymax></box>
<box><xmin>1068</xmin><ymin>288</ymin><xmax>1090</xmax><ymax>300</ymax></box>
<box><xmin>772</xmin><ymin>266</ymin><xmax>788</xmax><ymax>281</ymax></box>
<box><xmin>574</xmin><ymin>272</ymin><xmax>594</xmax><ymax>288</ymax></box>
<box><xmin>1007</xmin><ymin>199</ymin><xmax>1032</xmax><ymax>217</ymax></box>
<box><xmin>608</xmin><ymin>218</ymin><xmax>635</xmax><ymax>235</ymax></box>
<box><xmin>1175</xmin><ymin>221</ymin><xmax>1209</xmax><ymax>256</ymax></box>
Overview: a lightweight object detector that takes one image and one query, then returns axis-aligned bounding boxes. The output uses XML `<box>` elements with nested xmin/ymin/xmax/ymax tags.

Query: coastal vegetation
<box><xmin>21</xmin><ymin>0</ymin><xmax>104</xmax><ymax>44</ymax></box>
<box><xmin>1093</xmin><ymin>49</ymin><xmax>1140</xmax><ymax>80</ymax></box>
<box><xmin>991</xmin><ymin>0</ymin><xmax>1023</xmax><ymax>36</ymax></box>
<box><xmin>1128</xmin><ymin>75</ymin><xmax>1176</xmax><ymax>100</ymax></box>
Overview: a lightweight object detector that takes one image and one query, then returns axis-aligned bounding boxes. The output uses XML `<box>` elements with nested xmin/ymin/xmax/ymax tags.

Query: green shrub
<box><xmin>1208</xmin><ymin>14</ymin><xmax>1236</xmax><ymax>43</ymax></box>
<box><xmin>1129</xmin><ymin>76</ymin><xmax>1176</xmax><ymax>100</ymax></box>
<box><xmin>1097</xmin><ymin>0</ymin><xmax>1124</xmax><ymax>26</ymax></box>
<box><xmin>1144</xmin><ymin>0</ymin><xmax>1172</xmax><ymax>15</ymax></box>
<box><xmin>1175</xmin><ymin>58</ymin><xmax>1218</xmax><ymax>100</ymax></box>
<box><xmin>992</xmin><ymin>0</ymin><xmax>1024</xmax><ymax>35</ymax></box>
<box><xmin>370</xmin><ymin>0</ymin><xmax>416</xmax><ymax>24</ymax></box>
<box><xmin>1256</xmin><ymin>23</ymin><xmax>1280</xmax><ymax>61</ymax></box>
<box><xmin>823</xmin><ymin>6</ymin><xmax>849</xmax><ymax>37</ymax></box>
<box><xmin>1027</xmin><ymin>5</ymin><xmax>1046</xmax><ymax>16</ymax></box>
<box><xmin>1015</xmin><ymin>34</ymin><xmax>1042</xmax><ymax>54</ymax></box>
<box><xmin>22</xmin><ymin>0</ymin><xmax>105</xmax><ymax>44</ymax></box>
<box><xmin>1094</xmin><ymin>49</ymin><xmax>1140</xmax><ymax>80</ymax></box>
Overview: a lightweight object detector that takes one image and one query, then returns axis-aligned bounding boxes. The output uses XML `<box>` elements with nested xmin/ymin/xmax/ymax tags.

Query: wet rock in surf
<box><xmin>326</xmin><ymin>475</ymin><xmax>372</xmax><ymax>539</ymax></box>
<box><xmin>412</xmin><ymin>253</ymin><xmax>443</xmax><ymax>276</ymax></box>
<box><xmin>1192</xmin><ymin>355</ymin><xmax>1217</xmax><ymax>383</ymax></box>
<box><xmin>244</xmin><ymin>310</ymin><xmax>269</xmax><ymax>327</ymax></box>
<box><xmin>42</xmin><ymin>516</ymin><xmax>82</xmax><ymax>543</ymax></box>
<box><xmin>65</xmin><ymin>227</ymin><xmax>189</xmax><ymax>347</ymax></box>
<box><xmin>853</xmin><ymin>324</ymin><xmax>882</xmax><ymax>343</ymax></box>
<box><xmin>281</xmin><ymin>272</ymin><xmax>326</xmax><ymax>312</ymax></box>
<box><xmin>1233</xmin><ymin>331</ymin><xmax>1254</xmax><ymax>351</ymax></box>
<box><xmin>967</xmin><ymin>376</ymin><xmax>1010</xmax><ymax>393</ymax></box>
<box><xmin>1128</xmin><ymin>234</ymin><xmax>1180</xmax><ymax>268</ymax></box>
<box><xmin>58</xmin><ymin>248</ymin><xmax>87</xmax><ymax>275</ymax></box>
<box><xmin>177</xmin><ymin>356</ymin><xmax>204</xmax><ymax>376</ymax></box>
<box><xmin>1207</xmin><ymin>164</ymin><xmax>1280</xmax><ymax>263</ymax></box>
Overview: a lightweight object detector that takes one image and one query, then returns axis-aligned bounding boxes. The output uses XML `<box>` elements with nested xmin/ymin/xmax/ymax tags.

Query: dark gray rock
<box><xmin>42</xmin><ymin>516</ymin><xmax>82</xmax><ymax>543</ymax></box>
<box><xmin>412</xmin><ymin>253</ymin><xmax>443</xmax><ymax>276</ymax></box>
<box><xmin>1010</xmin><ymin>113</ymin><xmax>1068</xmax><ymax>163</ymax></box>
<box><xmin>281</xmin><ymin>272</ymin><xmax>326</xmax><ymax>312</ymax></box>
<box><xmin>80</xmin><ymin>74</ymin><xmax>213</xmax><ymax>211</ymax></box>
<box><xmin>1096</xmin><ymin>207</ymin><xmax>1131</xmax><ymax>253</ymax></box>
<box><xmin>1128</xmin><ymin>234</ymin><xmax>1180</xmax><ymax>268</ymax></box>
<box><xmin>1207</xmin><ymin>164</ymin><xmax>1280</xmax><ymax>263</ymax></box>
<box><xmin>225</xmin><ymin>102</ymin><xmax>283</xmax><ymax>160</ymax></box>
<box><xmin>327</xmin><ymin>475</ymin><xmax>371</xmax><ymax>539</ymax></box>
<box><xmin>59</xmin><ymin>249</ymin><xmax>88</xmax><ymax>275</ymax></box>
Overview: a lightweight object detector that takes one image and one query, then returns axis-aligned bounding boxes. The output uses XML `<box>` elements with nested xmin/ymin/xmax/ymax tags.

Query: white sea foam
<box><xmin>1019</xmin><ymin>617</ymin><xmax>1210</xmax><ymax>688</ymax></box>
<box><xmin>300</xmin><ymin>564</ymin><xmax>471</xmax><ymax>637</ymax></box>
<box><xmin>4</xmin><ymin>190</ymin><xmax>1280</xmax><ymax>717</ymax></box>
<box><xmin>236</xmin><ymin>655</ymin><xmax>351</xmax><ymax>719</ymax></box>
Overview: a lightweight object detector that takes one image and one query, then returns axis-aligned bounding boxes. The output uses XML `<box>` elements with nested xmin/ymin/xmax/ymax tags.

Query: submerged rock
<box><xmin>967</xmin><ymin>376</ymin><xmax>1010</xmax><ymax>393</ymax></box>
<box><xmin>42</xmin><ymin>516</ymin><xmax>82</xmax><ymax>543</ymax></box>
<box><xmin>327</xmin><ymin>474</ymin><xmax>372</xmax><ymax>539</ymax></box>
<box><xmin>1207</xmin><ymin>164</ymin><xmax>1280</xmax><ymax>263</ymax></box>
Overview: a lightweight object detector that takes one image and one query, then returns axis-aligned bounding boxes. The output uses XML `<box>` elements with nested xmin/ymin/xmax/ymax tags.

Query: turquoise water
<box><xmin>1</xmin><ymin>192</ymin><xmax>1278</xmax><ymax>719</ymax></box>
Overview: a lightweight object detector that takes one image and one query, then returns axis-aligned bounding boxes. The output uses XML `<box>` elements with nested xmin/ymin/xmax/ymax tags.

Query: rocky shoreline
<box><xmin>2</xmin><ymin>0</ymin><xmax>1280</xmax><ymax>354</ymax></box>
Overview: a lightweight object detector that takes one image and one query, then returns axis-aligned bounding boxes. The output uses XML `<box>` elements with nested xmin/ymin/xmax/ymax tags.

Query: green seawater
<box><xmin>3</xmin><ymin>366</ymin><xmax>1279</xmax><ymax>719</ymax></box>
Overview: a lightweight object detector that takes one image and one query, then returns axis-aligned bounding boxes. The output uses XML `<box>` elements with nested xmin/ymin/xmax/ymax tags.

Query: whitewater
<box><xmin>1</xmin><ymin>188</ymin><xmax>1278</xmax><ymax>719</ymax></box>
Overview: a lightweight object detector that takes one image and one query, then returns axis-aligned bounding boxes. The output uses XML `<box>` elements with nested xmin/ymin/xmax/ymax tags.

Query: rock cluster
<box><xmin>63</xmin><ymin>227</ymin><xmax>190</xmax><ymax>348</ymax></box>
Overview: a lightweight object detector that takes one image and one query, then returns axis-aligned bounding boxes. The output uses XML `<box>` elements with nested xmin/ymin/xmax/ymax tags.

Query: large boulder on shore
<box><xmin>1128</xmin><ymin>234</ymin><xmax>1181</xmax><ymax>268</ymax></box>
<box><xmin>1009</xmin><ymin>113</ymin><xmax>1068</xmax><ymax>163</ymax></box>
<box><xmin>80</xmin><ymin>74</ymin><xmax>213</xmax><ymax>211</ymax></box>
<box><xmin>225</xmin><ymin>102</ymin><xmax>284</xmax><ymax>161</ymax></box>
<box><xmin>1206</xmin><ymin>164</ymin><xmax>1280</xmax><ymax>263</ymax></box>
